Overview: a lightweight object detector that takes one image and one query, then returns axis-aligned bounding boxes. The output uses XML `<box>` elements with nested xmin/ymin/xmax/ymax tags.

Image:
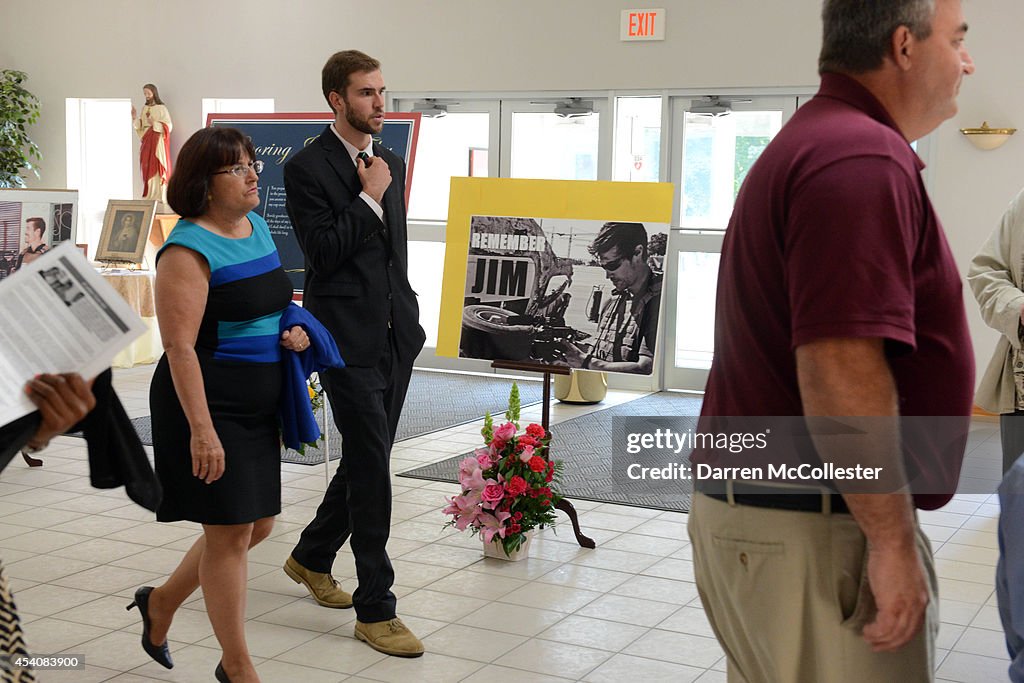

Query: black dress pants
<box><xmin>291</xmin><ymin>338</ymin><xmax>413</xmax><ymax>622</ymax></box>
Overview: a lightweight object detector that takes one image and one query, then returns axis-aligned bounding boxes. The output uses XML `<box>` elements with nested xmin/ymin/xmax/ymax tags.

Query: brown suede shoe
<box><xmin>354</xmin><ymin>618</ymin><xmax>425</xmax><ymax>657</ymax></box>
<box><xmin>283</xmin><ymin>555</ymin><xmax>353</xmax><ymax>608</ymax></box>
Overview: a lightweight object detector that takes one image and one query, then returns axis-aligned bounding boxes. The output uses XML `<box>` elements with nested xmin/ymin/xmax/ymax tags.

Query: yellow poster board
<box><xmin>437</xmin><ymin>177</ymin><xmax>674</xmax><ymax>358</ymax></box>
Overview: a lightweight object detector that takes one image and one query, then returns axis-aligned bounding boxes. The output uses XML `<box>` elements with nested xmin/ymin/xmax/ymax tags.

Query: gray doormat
<box><xmin>116</xmin><ymin>371</ymin><xmax>543</xmax><ymax>465</ymax></box>
<box><xmin>397</xmin><ymin>392</ymin><xmax>703</xmax><ymax>513</ymax></box>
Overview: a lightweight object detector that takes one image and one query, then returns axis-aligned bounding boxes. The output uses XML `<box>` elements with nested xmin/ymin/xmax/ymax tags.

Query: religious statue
<box><xmin>131</xmin><ymin>83</ymin><xmax>173</xmax><ymax>206</ymax></box>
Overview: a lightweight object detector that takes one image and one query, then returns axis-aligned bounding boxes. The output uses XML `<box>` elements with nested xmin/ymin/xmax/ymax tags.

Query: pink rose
<box><xmin>495</xmin><ymin>422</ymin><xmax>517</xmax><ymax>441</ymax></box>
<box><xmin>518</xmin><ymin>444</ymin><xmax>534</xmax><ymax>463</ymax></box>
<box><xmin>481</xmin><ymin>483</ymin><xmax>505</xmax><ymax>507</ymax></box>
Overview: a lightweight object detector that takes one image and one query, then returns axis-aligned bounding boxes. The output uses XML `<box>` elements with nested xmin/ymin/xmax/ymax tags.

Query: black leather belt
<box><xmin>696</xmin><ymin>481</ymin><xmax>849</xmax><ymax>514</ymax></box>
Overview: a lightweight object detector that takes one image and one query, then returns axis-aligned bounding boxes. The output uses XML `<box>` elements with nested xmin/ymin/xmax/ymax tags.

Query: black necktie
<box><xmin>356</xmin><ymin>151</ymin><xmax>387</xmax><ymax>233</ymax></box>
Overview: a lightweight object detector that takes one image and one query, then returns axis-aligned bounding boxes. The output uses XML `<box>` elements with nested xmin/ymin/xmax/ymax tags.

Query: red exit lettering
<box><xmin>628</xmin><ymin>11</ymin><xmax>657</xmax><ymax>37</ymax></box>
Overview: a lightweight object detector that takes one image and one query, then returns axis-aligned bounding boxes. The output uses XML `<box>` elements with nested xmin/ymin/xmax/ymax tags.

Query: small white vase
<box><xmin>483</xmin><ymin>531</ymin><xmax>533</xmax><ymax>561</ymax></box>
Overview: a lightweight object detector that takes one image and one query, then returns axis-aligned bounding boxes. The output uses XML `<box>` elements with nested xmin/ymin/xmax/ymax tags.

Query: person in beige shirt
<box><xmin>968</xmin><ymin>187</ymin><xmax>1024</xmax><ymax>473</ymax></box>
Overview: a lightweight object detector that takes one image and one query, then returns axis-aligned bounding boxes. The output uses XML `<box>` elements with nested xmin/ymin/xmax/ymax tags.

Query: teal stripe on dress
<box><xmin>218</xmin><ymin>311</ymin><xmax>282</xmax><ymax>340</ymax></box>
<box><xmin>158</xmin><ymin>212</ymin><xmax>275</xmax><ymax>272</ymax></box>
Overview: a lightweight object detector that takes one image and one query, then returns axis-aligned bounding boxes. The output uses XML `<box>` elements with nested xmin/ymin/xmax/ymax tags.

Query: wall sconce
<box><xmin>960</xmin><ymin>121</ymin><xmax>1017</xmax><ymax>151</ymax></box>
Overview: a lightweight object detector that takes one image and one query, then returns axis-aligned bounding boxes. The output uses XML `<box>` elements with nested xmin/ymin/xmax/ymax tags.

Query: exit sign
<box><xmin>621</xmin><ymin>8</ymin><xmax>665</xmax><ymax>41</ymax></box>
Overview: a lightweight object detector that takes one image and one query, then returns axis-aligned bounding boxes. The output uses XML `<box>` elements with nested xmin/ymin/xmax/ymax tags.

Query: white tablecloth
<box><xmin>102</xmin><ymin>271</ymin><xmax>162</xmax><ymax>368</ymax></box>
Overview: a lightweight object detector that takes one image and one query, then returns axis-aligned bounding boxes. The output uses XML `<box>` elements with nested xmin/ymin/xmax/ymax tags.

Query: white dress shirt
<box><xmin>330</xmin><ymin>123</ymin><xmax>384</xmax><ymax>222</ymax></box>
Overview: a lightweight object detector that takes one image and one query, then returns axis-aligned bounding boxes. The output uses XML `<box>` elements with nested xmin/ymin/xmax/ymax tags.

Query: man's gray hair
<box><xmin>819</xmin><ymin>0</ymin><xmax>936</xmax><ymax>74</ymax></box>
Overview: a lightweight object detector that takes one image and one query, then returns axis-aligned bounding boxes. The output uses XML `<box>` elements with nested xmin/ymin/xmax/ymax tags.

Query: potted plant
<box><xmin>0</xmin><ymin>70</ymin><xmax>42</xmax><ymax>188</ymax></box>
<box><xmin>443</xmin><ymin>383</ymin><xmax>563</xmax><ymax>560</ymax></box>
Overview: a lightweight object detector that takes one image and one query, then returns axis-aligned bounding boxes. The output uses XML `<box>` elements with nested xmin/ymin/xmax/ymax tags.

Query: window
<box><xmin>406</xmin><ymin>111</ymin><xmax>492</xmax><ymax>222</ymax></box>
<box><xmin>613</xmin><ymin>96</ymin><xmax>661</xmax><ymax>182</ymax></box>
<box><xmin>66</xmin><ymin>98</ymin><xmax>133</xmax><ymax>249</ymax></box>
<box><xmin>674</xmin><ymin>250</ymin><xmax>720</xmax><ymax>370</ymax></box>
<box><xmin>509</xmin><ymin>111</ymin><xmax>600</xmax><ymax>180</ymax></box>
<box><xmin>662</xmin><ymin>95</ymin><xmax>798</xmax><ymax>391</ymax></box>
<box><xmin>408</xmin><ymin>241</ymin><xmax>446</xmax><ymax>348</ymax></box>
<box><xmin>679</xmin><ymin>109</ymin><xmax>783</xmax><ymax>230</ymax></box>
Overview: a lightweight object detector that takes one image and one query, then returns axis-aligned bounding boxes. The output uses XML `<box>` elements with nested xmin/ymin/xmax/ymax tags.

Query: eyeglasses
<box><xmin>599</xmin><ymin>256</ymin><xmax>627</xmax><ymax>272</ymax></box>
<box><xmin>213</xmin><ymin>160</ymin><xmax>264</xmax><ymax>177</ymax></box>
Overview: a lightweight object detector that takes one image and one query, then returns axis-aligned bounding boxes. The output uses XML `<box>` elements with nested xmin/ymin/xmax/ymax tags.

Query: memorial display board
<box><xmin>437</xmin><ymin>178</ymin><xmax>674</xmax><ymax>376</ymax></box>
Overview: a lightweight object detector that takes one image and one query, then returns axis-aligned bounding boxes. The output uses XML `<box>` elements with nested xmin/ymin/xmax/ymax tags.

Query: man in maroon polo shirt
<box><xmin>687</xmin><ymin>1</ymin><xmax>975</xmax><ymax>680</ymax></box>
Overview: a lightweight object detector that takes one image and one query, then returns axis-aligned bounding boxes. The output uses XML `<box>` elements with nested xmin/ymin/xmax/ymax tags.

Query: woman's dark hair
<box><xmin>166</xmin><ymin>127</ymin><xmax>256</xmax><ymax>218</ymax></box>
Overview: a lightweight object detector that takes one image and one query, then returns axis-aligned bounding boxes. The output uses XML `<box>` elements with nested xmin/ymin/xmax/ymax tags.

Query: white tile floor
<box><xmin>2</xmin><ymin>364</ymin><xmax>1011</xmax><ymax>682</ymax></box>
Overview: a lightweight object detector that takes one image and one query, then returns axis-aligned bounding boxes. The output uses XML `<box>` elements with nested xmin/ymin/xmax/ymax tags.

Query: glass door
<box><xmin>660</xmin><ymin>231</ymin><xmax>723</xmax><ymax>392</ymax></box>
<box><xmin>500</xmin><ymin>99</ymin><xmax>610</xmax><ymax>180</ymax></box>
<box><xmin>661</xmin><ymin>95</ymin><xmax>796</xmax><ymax>392</ymax></box>
<box><xmin>390</xmin><ymin>99</ymin><xmax>500</xmax><ymax>371</ymax></box>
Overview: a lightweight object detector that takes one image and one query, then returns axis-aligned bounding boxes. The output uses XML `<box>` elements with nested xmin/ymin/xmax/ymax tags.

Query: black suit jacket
<box><xmin>284</xmin><ymin>126</ymin><xmax>425</xmax><ymax>366</ymax></box>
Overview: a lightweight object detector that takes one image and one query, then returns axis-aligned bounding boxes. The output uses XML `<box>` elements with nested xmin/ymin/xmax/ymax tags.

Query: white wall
<box><xmin>925</xmin><ymin>0</ymin><xmax>1024</xmax><ymax>390</ymax></box>
<box><xmin>1</xmin><ymin>0</ymin><xmax>1020</xmax><ymax>385</ymax></box>
<box><xmin>0</xmin><ymin>0</ymin><xmax>822</xmax><ymax>189</ymax></box>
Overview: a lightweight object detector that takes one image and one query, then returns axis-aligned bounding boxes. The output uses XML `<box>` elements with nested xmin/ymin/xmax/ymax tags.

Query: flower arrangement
<box><xmin>308</xmin><ymin>372</ymin><xmax>326</xmax><ymax>413</ymax></box>
<box><xmin>443</xmin><ymin>382</ymin><xmax>563</xmax><ymax>556</ymax></box>
<box><xmin>294</xmin><ymin>373</ymin><xmax>326</xmax><ymax>455</ymax></box>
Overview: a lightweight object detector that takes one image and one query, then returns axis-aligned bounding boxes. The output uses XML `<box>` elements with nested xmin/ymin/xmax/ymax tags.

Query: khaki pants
<box><xmin>688</xmin><ymin>492</ymin><xmax>937</xmax><ymax>683</ymax></box>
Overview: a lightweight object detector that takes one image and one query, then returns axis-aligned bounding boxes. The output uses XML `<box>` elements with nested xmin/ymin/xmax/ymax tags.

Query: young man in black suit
<box><xmin>283</xmin><ymin>50</ymin><xmax>426</xmax><ymax>658</ymax></box>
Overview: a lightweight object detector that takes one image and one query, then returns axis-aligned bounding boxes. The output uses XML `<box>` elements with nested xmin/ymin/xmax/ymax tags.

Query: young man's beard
<box><xmin>344</xmin><ymin>101</ymin><xmax>383</xmax><ymax>135</ymax></box>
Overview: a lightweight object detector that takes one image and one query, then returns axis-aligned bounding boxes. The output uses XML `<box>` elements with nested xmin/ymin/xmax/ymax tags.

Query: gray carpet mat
<box><xmin>397</xmin><ymin>392</ymin><xmax>703</xmax><ymax>513</ymax></box>
<box><xmin>108</xmin><ymin>371</ymin><xmax>543</xmax><ymax>465</ymax></box>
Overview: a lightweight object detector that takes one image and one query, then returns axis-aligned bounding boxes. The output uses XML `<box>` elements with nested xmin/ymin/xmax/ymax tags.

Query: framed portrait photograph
<box><xmin>95</xmin><ymin>199</ymin><xmax>156</xmax><ymax>264</ymax></box>
<box><xmin>0</xmin><ymin>187</ymin><xmax>78</xmax><ymax>280</ymax></box>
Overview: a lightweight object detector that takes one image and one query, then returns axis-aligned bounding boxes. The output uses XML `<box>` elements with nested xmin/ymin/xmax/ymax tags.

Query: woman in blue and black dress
<box><xmin>128</xmin><ymin>127</ymin><xmax>309</xmax><ymax>683</ymax></box>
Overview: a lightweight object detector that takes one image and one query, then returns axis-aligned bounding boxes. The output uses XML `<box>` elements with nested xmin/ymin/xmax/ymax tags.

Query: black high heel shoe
<box><xmin>126</xmin><ymin>586</ymin><xmax>173</xmax><ymax>669</ymax></box>
<box><xmin>215</xmin><ymin>661</ymin><xmax>231</xmax><ymax>682</ymax></box>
